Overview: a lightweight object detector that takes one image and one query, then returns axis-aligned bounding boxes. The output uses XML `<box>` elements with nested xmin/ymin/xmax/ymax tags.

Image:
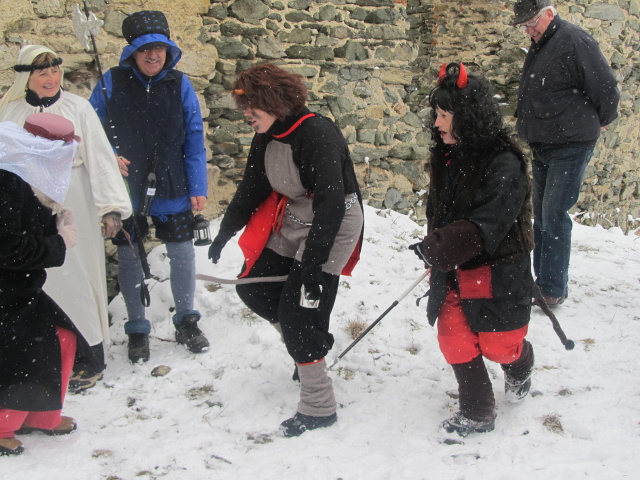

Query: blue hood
<box><xmin>119</xmin><ymin>33</ymin><xmax>182</xmax><ymax>83</ymax></box>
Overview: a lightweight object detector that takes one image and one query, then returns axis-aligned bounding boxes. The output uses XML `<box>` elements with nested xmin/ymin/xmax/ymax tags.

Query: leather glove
<box><xmin>207</xmin><ymin>238</ymin><xmax>226</xmax><ymax>264</ymax></box>
<box><xmin>56</xmin><ymin>210</ymin><xmax>77</xmax><ymax>249</ymax></box>
<box><xmin>409</xmin><ymin>241</ymin><xmax>431</xmax><ymax>267</ymax></box>
<box><xmin>101</xmin><ymin>212</ymin><xmax>123</xmax><ymax>238</ymax></box>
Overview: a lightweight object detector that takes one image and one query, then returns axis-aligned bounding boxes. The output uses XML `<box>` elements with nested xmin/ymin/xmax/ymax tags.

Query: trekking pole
<box><xmin>328</xmin><ymin>270</ymin><xmax>430</xmax><ymax>370</ymax></box>
<box><xmin>533</xmin><ymin>286</ymin><xmax>575</xmax><ymax>350</ymax></box>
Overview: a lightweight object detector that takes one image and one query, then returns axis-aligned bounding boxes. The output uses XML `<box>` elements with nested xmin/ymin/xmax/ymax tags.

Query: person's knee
<box><xmin>479</xmin><ymin>337</ymin><xmax>523</xmax><ymax>364</ymax></box>
<box><xmin>438</xmin><ymin>334</ymin><xmax>481</xmax><ymax>365</ymax></box>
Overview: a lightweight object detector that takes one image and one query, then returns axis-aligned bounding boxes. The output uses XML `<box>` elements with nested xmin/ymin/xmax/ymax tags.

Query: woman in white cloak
<box><xmin>0</xmin><ymin>45</ymin><xmax>132</xmax><ymax>389</ymax></box>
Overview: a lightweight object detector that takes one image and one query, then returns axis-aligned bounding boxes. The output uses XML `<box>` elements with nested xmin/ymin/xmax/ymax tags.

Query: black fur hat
<box><xmin>122</xmin><ymin>10</ymin><xmax>170</xmax><ymax>44</ymax></box>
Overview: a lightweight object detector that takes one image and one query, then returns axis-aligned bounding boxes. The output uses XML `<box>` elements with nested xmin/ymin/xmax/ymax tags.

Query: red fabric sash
<box><xmin>237</xmin><ymin>191</ymin><xmax>284</xmax><ymax>278</ymax></box>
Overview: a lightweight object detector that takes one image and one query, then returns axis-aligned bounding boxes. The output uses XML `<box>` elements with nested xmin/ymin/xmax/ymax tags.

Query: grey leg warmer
<box><xmin>296</xmin><ymin>359</ymin><xmax>337</xmax><ymax>417</ymax></box>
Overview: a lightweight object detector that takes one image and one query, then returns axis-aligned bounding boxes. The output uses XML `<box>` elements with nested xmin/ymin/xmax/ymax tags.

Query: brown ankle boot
<box><xmin>0</xmin><ymin>437</ymin><xmax>24</xmax><ymax>456</ymax></box>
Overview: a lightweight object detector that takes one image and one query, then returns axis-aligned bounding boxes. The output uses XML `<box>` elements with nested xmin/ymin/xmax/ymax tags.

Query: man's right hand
<box><xmin>117</xmin><ymin>155</ymin><xmax>130</xmax><ymax>177</ymax></box>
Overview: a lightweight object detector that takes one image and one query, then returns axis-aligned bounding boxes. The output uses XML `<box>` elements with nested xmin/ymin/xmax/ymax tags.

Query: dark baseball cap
<box><xmin>511</xmin><ymin>0</ymin><xmax>553</xmax><ymax>26</ymax></box>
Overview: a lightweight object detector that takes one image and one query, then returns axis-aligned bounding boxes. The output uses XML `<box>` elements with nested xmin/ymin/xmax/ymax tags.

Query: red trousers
<box><xmin>0</xmin><ymin>327</ymin><xmax>76</xmax><ymax>438</ymax></box>
<box><xmin>437</xmin><ymin>289</ymin><xmax>528</xmax><ymax>365</ymax></box>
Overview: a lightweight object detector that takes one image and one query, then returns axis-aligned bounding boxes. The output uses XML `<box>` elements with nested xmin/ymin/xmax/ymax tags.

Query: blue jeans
<box><xmin>532</xmin><ymin>147</ymin><xmax>593</xmax><ymax>298</ymax></box>
<box><xmin>118</xmin><ymin>240</ymin><xmax>198</xmax><ymax>335</ymax></box>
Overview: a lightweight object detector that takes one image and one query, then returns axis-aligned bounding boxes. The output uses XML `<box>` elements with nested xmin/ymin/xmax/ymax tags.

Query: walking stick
<box><xmin>328</xmin><ymin>270</ymin><xmax>430</xmax><ymax>370</ymax></box>
<box><xmin>533</xmin><ymin>286</ymin><xmax>575</xmax><ymax>350</ymax></box>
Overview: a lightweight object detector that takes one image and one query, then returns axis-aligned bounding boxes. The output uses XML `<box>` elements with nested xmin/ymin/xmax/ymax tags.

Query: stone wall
<box><xmin>1</xmin><ymin>0</ymin><xmax>639</xmax><ymax>230</ymax></box>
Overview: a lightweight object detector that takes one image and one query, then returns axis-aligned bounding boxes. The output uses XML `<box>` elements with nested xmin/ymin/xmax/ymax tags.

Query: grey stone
<box><xmin>401</xmin><ymin>112</ymin><xmax>424</xmax><ymax>129</ymax></box>
<box><xmin>230</xmin><ymin>0</ymin><xmax>270</xmax><ymax>25</ymax></box>
<box><xmin>278</xmin><ymin>28</ymin><xmax>313</xmax><ymax>44</ymax></box>
<box><xmin>339</xmin><ymin>67</ymin><xmax>369</xmax><ymax>81</ymax></box>
<box><xmin>285</xmin><ymin>12</ymin><xmax>315</xmax><ymax>22</ymax></box>
<box><xmin>219</xmin><ymin>22</ymin><xmax>245</xmax><ymax>36</ymax></box>
<box><xmin>289</xmin><ymin>0</ymin><xmax>313</xmax><ymax>10</ymax></box>
<box><xmin>257</xmin><ymin>36</ymin><xmax>286</xmax><ymax>59</ymax></box>
<box><xmin>208</xmin><ymin>5</ymin><xmax>229</xmax><ymax>20</ymax></box>
<box><xmin>375</xmin><ymin>129</ymin><xmax>394</xmax><ymax>146</ymax></box>
<box><xmin>364</xmin><ymin>8</ymin><xmax>400</xmax><ymax>25</ymax></box>
<box><xmin>329</xmin><ymin>25</ymin><xmax>353</xmax><ymax>39</ymax></box>
<box><xmin>103</xmin><ymin>10</ymin><xmax>127</xmax><ymax>37</ymax></box>
<box><xmin>318</xmin><ymin>5</ymin><xmax>337</xmax><ymax>21</ymax></box>
<box><xmin>214</xmin><ymin>38</ymin><xmax>250</xmax><ymax>59</ymax></box>
<box><xmin>389</xmin><ymin>144</ymin><xmax>414</xmax><ymax>160</ymax></box>
<box><xmin>585</xmin><ymin>4</ymin><xmax>626</xmax><ymax>21</ymax></box>
<box><xmin>285</xmin><ymin>45</ymin><xmax>334</xmax><ymax>60</ymax></box>
<box><xmin>353</xmin><ymin>81</ymin><xmax>372</xmax><ymax>98</ymax></box>
<box><xmin>358</xmin><ymin>130</ymin><xmax>376</xmax><ymax>143</ymax></box>
<box><xmin>319</xmin><ymin>81</ymin><xmax>345</xmax><ymax>95</ymax></box>
<box><xmin>351</xmin><ymin>145</ymin><xmax>388</xmax><ymax>163</ymax></box>
<box><xmin>359</xmin><ymin>118</ymin><xmax>381</xmax><ymax>129</ymax></box>
<box><xmin>326</xmin><ymin>95</ymin><xmax>353</xmax><ymax>115</ymax></box>
<box><xmin>384</xmin><ymin>188</ymin><xmax>405</xmax><ymax>209</ymax></box>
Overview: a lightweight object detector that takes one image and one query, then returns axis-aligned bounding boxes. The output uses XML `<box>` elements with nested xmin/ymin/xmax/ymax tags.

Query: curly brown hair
<box><xmin>232</xmin><ymin>63</ymin><xmax>307</xmax><ymax>121</ymax></box>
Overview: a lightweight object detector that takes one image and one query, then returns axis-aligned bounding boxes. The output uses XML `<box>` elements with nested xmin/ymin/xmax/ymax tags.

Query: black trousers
<box><xmin>236</xmin><ymin>248</ymin><xmax>339</xmax><ymax>364</ymax></box>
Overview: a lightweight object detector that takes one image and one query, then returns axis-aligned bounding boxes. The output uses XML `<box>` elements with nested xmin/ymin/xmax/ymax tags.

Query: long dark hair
<box><xmin>427</xmin><ymin>63</ymin><xmax>527</xmax><ymax>225</ymax></box>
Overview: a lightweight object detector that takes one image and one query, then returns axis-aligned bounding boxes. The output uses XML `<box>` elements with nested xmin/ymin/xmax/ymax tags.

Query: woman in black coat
<box><xmin>207</xmin><ymin>63</ymin><xmax>363</xmax><ymax>437</ymax></box>
<box><xmin>0</xmin><ymin>114</ymin><xmax>83</xmax><ymax>456</ymax></box>
<box><xmin>411</xmin><ymin>63</ymin><xmax>536</xmax><ymax>437</ymax></box>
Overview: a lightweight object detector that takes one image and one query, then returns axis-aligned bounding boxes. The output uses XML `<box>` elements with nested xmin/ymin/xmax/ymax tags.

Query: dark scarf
<box><xmin>25</xmin><ymin>88</ymin><xmax>61</xmax><ymax>109</ymax></box>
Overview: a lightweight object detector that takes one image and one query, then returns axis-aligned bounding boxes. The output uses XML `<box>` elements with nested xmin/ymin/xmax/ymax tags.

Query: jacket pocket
<box><xmin>457</xmin><ymin>265</ymin><xmax>493</xmax><ymax>300</ymax></box>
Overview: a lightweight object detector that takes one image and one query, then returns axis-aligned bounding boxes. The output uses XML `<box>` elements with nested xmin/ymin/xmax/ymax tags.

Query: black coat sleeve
<box><xmin>215</xmin><ymin>135</ymin><xmax>273</xmax><ymax>244</ymax></box>
<box><xmin>0</xmin><ymin>172</ymin><xmax>66</xmax><ymax>271</ymax></box>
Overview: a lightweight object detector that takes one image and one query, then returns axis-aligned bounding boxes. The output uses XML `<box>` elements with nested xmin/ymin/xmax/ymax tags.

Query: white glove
<box><xmin>56</xmin><ymin>209</ymin><xmax>77</xmax><ymax>249</ymax></box>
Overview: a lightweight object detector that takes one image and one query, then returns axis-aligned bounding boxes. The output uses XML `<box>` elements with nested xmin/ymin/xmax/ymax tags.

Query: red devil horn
<box><xmin>456</xmin><ymin>63</ymin><xmax>468</xmax><ymax>89</ymax></box>
<box><xmin>438</xmin><ymin>63</ymin><xmax>447</xmax><ymax>84</ymax></box>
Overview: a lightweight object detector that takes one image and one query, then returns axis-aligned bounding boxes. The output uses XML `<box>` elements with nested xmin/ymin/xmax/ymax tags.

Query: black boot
<box><xmin>128</xmin><ymin>334</ymin><xmax>150</xmax><ymax>364</ymax></box>
<box><xmin>502</xmin><ymin>339</ymin><xmax>535</xmax><ymax>403</ymax></box>
<box><xmin>175</xmin><ymin>313</ymin><xmax>210</xmax><ymax>353</ymax></box>
<box><xmin>280</xmin><ymin>412</ymin><xmax>338</xmax><ymax>437</ymax></box>
<box><xmin>441</xmin><ymin>355</ymin><xmax>496</xmax><ymax>437</ymax></box>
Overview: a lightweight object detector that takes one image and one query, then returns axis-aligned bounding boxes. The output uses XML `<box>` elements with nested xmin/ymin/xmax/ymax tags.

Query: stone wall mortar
<box><xmin>1</xmin><ymin>0</ymin><xmax>638</xmax><ymax>231</ymax></box>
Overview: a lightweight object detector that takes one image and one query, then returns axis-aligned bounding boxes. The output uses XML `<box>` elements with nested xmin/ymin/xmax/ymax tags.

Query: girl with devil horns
<box><xmin>410</xmin><ymin>63</ymin><xmax>536</xmax><ymax>437</ymax></box>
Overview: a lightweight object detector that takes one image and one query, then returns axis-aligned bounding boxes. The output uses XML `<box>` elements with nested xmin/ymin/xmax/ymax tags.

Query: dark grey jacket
<box><xmin>516</xmin><ymin>16</ymin><xmax>619</xmax><ymax>149</ymax></box>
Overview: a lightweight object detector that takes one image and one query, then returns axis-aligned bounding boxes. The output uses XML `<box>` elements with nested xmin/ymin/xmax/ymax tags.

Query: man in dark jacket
<box><xmin>512</xmin><ymin>0</ymin><xmax>619</xmax><ymax>306</ymax></box>
<box><xmin>90</xmin><ymin>11</ymin><xmax>209</xmax><ymax>363</ymax></box>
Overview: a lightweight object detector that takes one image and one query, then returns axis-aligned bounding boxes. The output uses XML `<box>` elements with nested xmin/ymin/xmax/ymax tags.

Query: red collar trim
<box><xmin>272</xmin><ymin>113</ymin><xmax>316</xmax><ymax>139</ymax></box>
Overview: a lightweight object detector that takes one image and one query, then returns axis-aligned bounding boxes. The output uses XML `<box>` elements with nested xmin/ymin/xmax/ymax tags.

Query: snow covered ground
<box><xmin>4</xmin><ymin>205</ymin><xmax>640</xmax><ymax>480</ymax></box>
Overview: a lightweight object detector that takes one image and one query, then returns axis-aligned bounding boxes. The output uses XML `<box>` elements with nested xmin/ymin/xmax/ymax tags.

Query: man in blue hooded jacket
<box><xmin>90</xmin><ymin>10</ymin><xmax>209</xmax><ymax>363</ymax></box>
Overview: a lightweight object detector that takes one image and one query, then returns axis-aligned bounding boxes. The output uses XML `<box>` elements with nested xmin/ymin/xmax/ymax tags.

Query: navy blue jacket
<box><xmin>516</xmin><ymin>16</ymin><xmax>619</xmax><ymax>149</ymax></box>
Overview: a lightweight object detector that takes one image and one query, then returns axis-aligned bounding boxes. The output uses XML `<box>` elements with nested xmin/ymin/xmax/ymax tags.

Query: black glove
<box><xmin>208</xmin><ymin>238</ymin><xmax>226</xmax><ymax>264</ymax></box>
<box><xmin>409</xmin><ymin>241</ymin><xmax>431</xmax><ymax>267</ymax></box>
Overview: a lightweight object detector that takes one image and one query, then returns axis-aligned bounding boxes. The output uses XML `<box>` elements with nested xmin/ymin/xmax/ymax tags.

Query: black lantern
<box><xmin>193</xmin><ymin>214</ymin><xmax>212</xmax><ymax>246</ymax></box>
